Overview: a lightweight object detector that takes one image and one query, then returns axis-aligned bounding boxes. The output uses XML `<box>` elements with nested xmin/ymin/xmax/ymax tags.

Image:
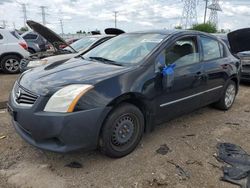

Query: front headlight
<box><xmin>27</xmin><ymin>59</ymin><xmax>48</xmax><ymax>68</ymax></box>
<box><xmin>44</xmin><ymin>84</ymin><xmax>94</xmax><ymax>113</ymax></box>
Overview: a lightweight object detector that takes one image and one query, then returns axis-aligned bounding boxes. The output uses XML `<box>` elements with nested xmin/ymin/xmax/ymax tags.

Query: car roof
<box><xmin>85</xmin><ymin>34</ymin><xmax>114</xmax><ymax>38</ymax></box>
<box><xmin>129</xmin><ymin>29</ymin><xmax>218</xmax><ymax>39</ymax></box>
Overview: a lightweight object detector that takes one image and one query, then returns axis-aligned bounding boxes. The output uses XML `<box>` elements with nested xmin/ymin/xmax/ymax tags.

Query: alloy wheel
<box><xmin>5</xmin><ymin>59</ymin><xmax>20</xmax><ymax>72</ymax></box>
<box><xmin>225</xmin><ymin>84</ymin><xmax>236</xmax><ymax>108</ymax></box>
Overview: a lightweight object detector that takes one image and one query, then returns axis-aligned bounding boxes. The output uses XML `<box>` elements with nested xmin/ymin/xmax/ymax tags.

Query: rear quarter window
<box><xmin>201</xmin><ymin>36</ymin><xmax>221</xmax><ymax>61</ymax></box>
<box><xmin>0</xmin><ymin>34</ymin><xmax>3</xmax><ymax>40</ymax></box>
<box><xmin>10</xmin><ymin>31</ymin><xmax>21</xmax><ymax>40</ymax></box>
<box><xmin>23</xmin><ymin>33</ymin><xmax>38</xmax><ymax>40</ymax></box>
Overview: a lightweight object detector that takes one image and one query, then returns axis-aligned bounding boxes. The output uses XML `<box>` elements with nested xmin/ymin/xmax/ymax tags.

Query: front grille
<box><xmin>13</xmin><ymin>84</ymin><xmax>38</xmax><ymax>106</ymax></box>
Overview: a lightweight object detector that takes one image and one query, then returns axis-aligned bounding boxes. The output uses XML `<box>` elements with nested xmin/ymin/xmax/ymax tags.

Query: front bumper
<box><xmin>8</xmin><ymin>89</ymin><xmax>111</xmax><ymax>153</ymax></box>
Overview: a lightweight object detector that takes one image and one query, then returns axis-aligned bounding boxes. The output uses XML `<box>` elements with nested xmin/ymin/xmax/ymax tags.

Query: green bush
<box><xmin>190</xmin><ymin>23</ymin><xmax>217</xmax><ymax>33</ymax></box>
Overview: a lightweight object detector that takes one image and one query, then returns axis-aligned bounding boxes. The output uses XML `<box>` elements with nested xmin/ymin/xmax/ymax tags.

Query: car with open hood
<box><xmin>215</xmin><ymin>28</ymin><xmax>250</xmax><ymax>82</ymax></box>
<box><xmin>8</xmin><ymin>28</ymin><xmax>249</xmax><ymax>158</ymax></box>
<box><xmin>19</xmin><ymin>20</ymin><xmax>124</xmax><ymax>72</ymax></box>
<box><xmin>21</xmin><ymin>31</ymin><xmax>48</xmax><ymax>54</ymax></box>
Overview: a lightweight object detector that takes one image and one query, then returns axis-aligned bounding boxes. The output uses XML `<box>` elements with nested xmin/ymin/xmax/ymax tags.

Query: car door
<box><xmin>200</xmin><ymin>35</ymin><xmax>230</xmax><ymax>105</ymax></box>
<box><xmin>155</xmin><ymin>35</ymin><xmax>206</xmax><ymax>124</ymax></box>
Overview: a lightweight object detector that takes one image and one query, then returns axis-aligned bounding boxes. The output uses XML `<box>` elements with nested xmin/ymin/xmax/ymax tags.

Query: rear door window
<box><xmin>201</xmin><ymin>36</ymin><xmax>221</xmax><ymax>61</ymax></box>
<box><xmin>0</xmin><ymin>34</ymin><xmax>3</xmax><ymax>40</ymax></box>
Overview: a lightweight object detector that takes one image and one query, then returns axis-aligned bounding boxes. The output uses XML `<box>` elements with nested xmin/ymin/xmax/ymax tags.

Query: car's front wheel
<box><xmin>99</xmin><ymin>103</ymin><xmax>144</xmax><ymax>158</ymax></box>
<box><xmin>214</xmin><ymin>80</ymin><xmax>237</xmax><ymax>110</ymax></box>
<box><xmin>1</xmin><ymin>55</ymin><xmax>21</xmax><ymax>74</ymax></box>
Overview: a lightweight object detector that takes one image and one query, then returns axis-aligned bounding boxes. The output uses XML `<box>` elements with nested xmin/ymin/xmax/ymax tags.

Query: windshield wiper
<box><xmin>89</xmin><ymin>56</ymin><xmax>123</xmax><ymax>66</ymax></box>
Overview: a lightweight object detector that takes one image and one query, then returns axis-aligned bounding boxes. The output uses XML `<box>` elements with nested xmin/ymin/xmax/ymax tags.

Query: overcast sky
<box><xmin>0</xmin><ymin>0</ymin><xmax>250</xmax><ymax>34</ymax></box>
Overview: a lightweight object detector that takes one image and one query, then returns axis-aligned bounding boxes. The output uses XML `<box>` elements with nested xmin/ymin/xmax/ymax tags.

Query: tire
<box><xmin>99</xmin><ymin>103</ymin><xmax>144</xmax><ymax>158</ymax></box>
<box><xmin>1</xmin><ymin>55</ymin><xmax>21</xmax><ymax>74</ymax></box>
<box><xmin>213</xmin><ymin>80</ymin><xmax>237</xmax><ymax>110</ymax></box>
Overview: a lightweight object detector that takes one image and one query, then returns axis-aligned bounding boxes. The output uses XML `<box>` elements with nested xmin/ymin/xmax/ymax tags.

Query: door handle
<box><xmin>195</xmin><ymin>72</ymin><xmax>206</xmax><ymax>80</ymax></box>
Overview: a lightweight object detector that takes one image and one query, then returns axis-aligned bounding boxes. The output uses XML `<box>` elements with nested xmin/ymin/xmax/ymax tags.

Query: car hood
<box><xmin>27</xmin><ymin>20</ymin><xmax>68</xmax><ymax>51</ymax></box>
<box><xmin>43</xmin><ymin>53</ymin><xmax>76</xmax><ymax>64</ymax></box>
<box><xmin>19</xmin><ymin>58</ymin><xmax>131</xmax><ymax>96</ymax></box>
<box><xmin>228</xmin><ymin>28</ymin><xmax>250</xmax><ymax>54</ymax></box>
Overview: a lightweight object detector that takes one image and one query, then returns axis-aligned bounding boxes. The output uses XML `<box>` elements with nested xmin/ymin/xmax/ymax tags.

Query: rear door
<box><xmin>200</xmin><ymin>35</ymin><xmax>229</xmax><ymax>105</ymax></box>
<box><xmin>155</xmin><ymin>35</ymin><xmax>206</xmax><ymax>123</ymax></box>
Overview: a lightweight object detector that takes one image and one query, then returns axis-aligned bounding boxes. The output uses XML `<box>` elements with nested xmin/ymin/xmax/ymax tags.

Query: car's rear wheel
<box><xmin>214</xmin><ymin>80</ymin><xmax>237</xmax><ymax>110</ymax></box>
<box><xmin>1</xmin><ymin>55</ymin><xmax>21</xmax><ymax>74</ymax></box>
<box><xmin>99</xmin><ymin>103</ymin><xmax>144</xmax><ymax>158</ymax></box>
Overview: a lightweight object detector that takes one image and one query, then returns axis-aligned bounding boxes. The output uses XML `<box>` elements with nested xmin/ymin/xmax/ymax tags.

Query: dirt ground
<box><xmin>0</xmin><ymin>83</ymin><xmax>250</xmax><ymax>188</ymax></box>
<box><xmin>0</xmin><ymin>73</ymin><xmax>19</xmax><ymax>107</ymax></box>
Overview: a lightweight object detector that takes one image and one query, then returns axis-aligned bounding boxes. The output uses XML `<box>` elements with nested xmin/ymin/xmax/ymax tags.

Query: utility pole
<box><xmin>114</xmin><ymin>11</ymin><xmax>118</xmax><ymax>28</ymax></box>
<box><xmin>40</xmin><ymin>6</ymin><xmax>47</xmax><ymax>25</ymax></box>
<box><xmin>204</xmin><ymin>0</ymin><xmax>209</xmax><ymax>24</ymax></box>
<box><xmin>0</xmin><ymin>20</ymin><xmax>6</xmax><ymax>28</ymax></box>
<box><xmin>13</xmin><ymin>22</ymin><xmax>16</xmax><ymax>30</ymax></box>
<box><xmin>21</xmin><ymin>3</ymin><xmax>27</xmax><ymax>27</ymax></box>
<box><xmin>59</xmin><ymin>19</ymin><xmax>64</xmax><ymax>37</ymax></box>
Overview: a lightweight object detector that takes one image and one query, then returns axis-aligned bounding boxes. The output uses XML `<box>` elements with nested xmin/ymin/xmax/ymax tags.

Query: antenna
<box><xmin>181</xmin><ymin>0</ymin><xmax>198</xmax><ymax>29</ymax></box>
<box><xmin>208</xmin><ymin>0</ymin><xmax>222</xmax><ymax>28</ymax></box>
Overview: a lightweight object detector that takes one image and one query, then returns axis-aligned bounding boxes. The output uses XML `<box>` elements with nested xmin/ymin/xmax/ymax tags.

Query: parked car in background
<box><xmin>21</xmin><ymin>31</ymin><xmax>48</xmax><ymax>54</ymax></box>
<box><xmin>8</xmin><ymin>29</ymin><xmax>249</xmax><ymax>158</ymax></box>
<box><xmin>59</xmin><ymin>38</ymin><xmax>79</xmax><ymax>49</ymax></box>
<box><xmin>19</xmin><ymin>20</ymin><xmax>124</xmax><ymax>72</ymax></box>
<box><xmin>0</xmin><ymin>28</ymin><xmax>29</xmax><ymax>73</ymax></box>
<box><xmin>215</xmin><ymin>28</ymin><xmax>250</xmax><ymax>82</ymax></box>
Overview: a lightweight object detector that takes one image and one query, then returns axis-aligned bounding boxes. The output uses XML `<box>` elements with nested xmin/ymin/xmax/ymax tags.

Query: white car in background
<box><xmin>0</xmin><ymin>28</ymin><xmax>29</xmax><ymax>73</ymax></box>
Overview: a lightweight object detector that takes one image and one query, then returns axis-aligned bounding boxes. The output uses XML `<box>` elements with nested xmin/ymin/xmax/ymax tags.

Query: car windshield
<box><xmin>64</xmin><ymin>37</ymin><xmax>100</xmax><ymax>52</ymax></box>
<box><xmin>83</xmin><ymin>33</ymin><xmax>165</xmax><ymax>65</ymax></box>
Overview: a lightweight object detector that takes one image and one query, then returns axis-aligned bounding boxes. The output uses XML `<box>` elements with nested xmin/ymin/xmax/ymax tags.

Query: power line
<box><xmin>181</xmin><ymin>0</ymin><xmax>198</xmax><ymax>29</ymax></box>
<box><xmin>208</xmin><ymin>0</ymin><xmax>222</xmax><ymax>28</ymax></box>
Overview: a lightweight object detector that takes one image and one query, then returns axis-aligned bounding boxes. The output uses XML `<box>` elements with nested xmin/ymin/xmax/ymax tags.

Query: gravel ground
<box><xmin>0</xmin><ymin>83</ymin><xmax>250</xmax><ymax>188</ymax></box>
<box><xmin>0</xmin><ymin>73</ymin><xmax>19</xmax><ymax>107</ymax></box>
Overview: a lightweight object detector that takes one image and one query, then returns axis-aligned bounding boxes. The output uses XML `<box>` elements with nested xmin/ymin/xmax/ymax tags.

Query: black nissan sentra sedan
<box><xmin>8</xmin><ymin>29</ymin><xmax>249</xmax><ymax>158</ymax></box>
